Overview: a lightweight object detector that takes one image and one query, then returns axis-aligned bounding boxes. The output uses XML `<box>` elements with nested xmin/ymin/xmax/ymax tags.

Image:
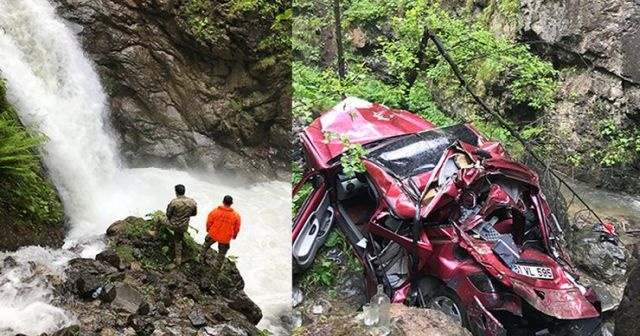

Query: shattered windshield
<box><xmin>366</xmin><ymin>124</ymin><xmax>481</xmax><ymax>178</ymax></box>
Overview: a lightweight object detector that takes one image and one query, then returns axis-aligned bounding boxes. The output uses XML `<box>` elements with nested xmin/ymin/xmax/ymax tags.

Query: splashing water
<box><xmin>0</xmin><ymin>0</ymin><xmax>291</xmax><ymax>334</ymax></box>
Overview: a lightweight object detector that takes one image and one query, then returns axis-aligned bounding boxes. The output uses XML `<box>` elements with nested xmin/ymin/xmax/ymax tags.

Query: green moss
<box><xmin>115</xmin><ymin>245</ymin><xmax>135</xmax><ymax>263</ymax></box>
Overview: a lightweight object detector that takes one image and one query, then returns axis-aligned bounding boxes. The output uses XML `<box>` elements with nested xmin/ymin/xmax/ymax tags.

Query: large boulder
<box><xmin>568</xmin><ymin>229</ymin><xmax>628</xmax><ymax>284</ymax></box>
<box><xmin>615</xmin><ymin>266</ymin><xmax>640</xmax><ymax>336</ymax></box>
<box><xmin>111</xmin><ymin>283</ymin><xmax>145</xmax><ymax>314</ymax></box>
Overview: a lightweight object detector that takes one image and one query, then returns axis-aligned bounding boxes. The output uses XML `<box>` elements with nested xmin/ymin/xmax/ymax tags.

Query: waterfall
<box><xmin>0</xmin><ymin>0</ymin><xmax>291</xmax><ymax>334</ymax></box>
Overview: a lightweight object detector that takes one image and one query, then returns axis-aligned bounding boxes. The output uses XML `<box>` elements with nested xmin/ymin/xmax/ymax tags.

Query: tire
<box><xmin>425</xmin><ymin>286</ymin><xmax>469</xmax><ymax>328</ymax></box>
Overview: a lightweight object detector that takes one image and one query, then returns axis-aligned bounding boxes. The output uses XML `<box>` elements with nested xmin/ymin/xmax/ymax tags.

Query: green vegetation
<box><xmin>0</xmin><ymin>78</ymin><xmax>62</xmax><ymax>226</ymax></box>
<box><xmin>324</xmin><ymin>132</ymin><xmax>369</xmax><ymax>177</ymax></box>
<box><xmin>179</xmin><ymin>0</ymin><xmax>222</xmax><ymax>44</ymax></box>
<box><xmin>477</xmin><ymin>0</ymin><xmax>521</xmax><ymax>26</ymax></box>
<box><xmin>592</xmin><ymin>118</ymin><xmax>640</xmax><ymax>167</ymax></box>
<box><xmin>178</xmin><ymin>0</ymin><xmax>291</xmax><ymax>70</ymax></box>
<box><xmin>299</xmin><ymin>229</ymin><xmax>362</xmax><ymax>290</ymax></box>
<box><xmin>113</xmin><ymin>212</ymin><xmax>205</xmax><ymax>269</ymax></box>
<box><xmin>293</xmin><ymin>0</ymin><xmax>558</xmax><ymax>158</ymax></box>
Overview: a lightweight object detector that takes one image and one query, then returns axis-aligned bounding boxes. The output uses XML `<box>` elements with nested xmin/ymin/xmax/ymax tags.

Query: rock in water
<box><xmin>615</xmin><ymin>266</ymin><xmax>640</xmax><ymax>336</ymax></box>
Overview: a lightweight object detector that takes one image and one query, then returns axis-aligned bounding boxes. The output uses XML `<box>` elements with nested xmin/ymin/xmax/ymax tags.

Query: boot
<box><xmin>214</xmin><ymin>253</ymin><xmax>225</xmax><ymax>272</ymax></box>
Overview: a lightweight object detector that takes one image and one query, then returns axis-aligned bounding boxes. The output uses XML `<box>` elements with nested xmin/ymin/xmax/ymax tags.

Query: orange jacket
<box><xmin>206</xmin><ymin>206</ymin><xmax>241</xmax><ymax>244</ymax></box>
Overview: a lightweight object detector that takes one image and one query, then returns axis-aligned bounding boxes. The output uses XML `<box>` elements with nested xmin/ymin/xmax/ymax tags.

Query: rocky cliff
<box><xmin>53</xmin><ymin>0</ymin><xmax>291</xmax><ymax>181</ymax></box>
<box><xmin>463</xmin><ymin>0</ymin><xmax>640</xmax><ymax>193</ymax></box>
<box><xmin>46</xmin><ymin>216</ymin><xmax>265</xmax><ymax>335</ymax></box>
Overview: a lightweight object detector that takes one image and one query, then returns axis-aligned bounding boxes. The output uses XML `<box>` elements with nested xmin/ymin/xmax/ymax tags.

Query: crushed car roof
<box><xmin>302</xmin><ymin>98</ymin><xmax>435</xmax><ymax>169</ymax></box>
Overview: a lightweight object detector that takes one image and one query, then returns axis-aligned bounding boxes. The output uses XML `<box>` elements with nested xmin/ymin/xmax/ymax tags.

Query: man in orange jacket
<box><xmin>200</xmin><ymin>195</ymin><xmax>241</xmax><ymax>269</ymax></box>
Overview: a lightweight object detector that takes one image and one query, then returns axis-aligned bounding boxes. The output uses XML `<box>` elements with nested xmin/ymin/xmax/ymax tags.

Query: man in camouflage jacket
<box><xmin>165</xmin><ymin>184</ymin><xmax>197</xmax><ymax>266</ymax></box>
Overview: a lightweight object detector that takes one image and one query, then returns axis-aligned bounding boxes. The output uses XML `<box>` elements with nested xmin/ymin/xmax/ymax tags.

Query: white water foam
<box><xmin>0</xmin><ymin>0</ymin><xmax>291</xmax><ymax>334</ymax></box>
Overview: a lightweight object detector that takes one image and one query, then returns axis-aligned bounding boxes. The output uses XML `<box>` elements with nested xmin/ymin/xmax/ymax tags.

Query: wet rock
<box><xmin>292</xmin><ymin>286</ymin><xmax>304</xmax><ymax>307</ymax></box>
<box><xmin>226</xmin><ymin>290</ymin><xmax>263</xmax><ymax>325</ymax></box>
<box><xmin>602</xmin><ymin>320</ymin><xmax>614</xmax><ymax>336</ymax></box>
<box><xmin>615</xmin><ymin>266</ymin><xmax>640</xmax><ymax>336</ymax></box>
<box><xmin>112</xmin><ymin>284</ymin><xmax>144</xmax><ymax>313</ymax></box>
<box><xmin>4</xmin><ymin>256</ymin><xmax>17</xmax><ymax>268</ymax></box>
<box><xmin>188</xmin><ymin>308</ymin><xmax>207</xmax><ymax>327</ymax></box>
<box><xmin>291</xmin><ymin>309</ymin><xmax>306</xmax><ymax>329</ymax></box>
<box><xmin>183</xmin><ymin>283</ymin><xmax>201</xmax><ymax>301</ymax></box>
<box><xmin>569</xmin><ymin>229</ymin><xmax>627</xmax><ymax>283</ymax></box>
<box><xmin>516</xmin><ymin>0</ymin><xmax>640</xmax><ymax>194</ymax></box>
<box><xmin>96</xmin><ymin>249</ymin><xmax>121</xmax><ymax>268</ymax></box>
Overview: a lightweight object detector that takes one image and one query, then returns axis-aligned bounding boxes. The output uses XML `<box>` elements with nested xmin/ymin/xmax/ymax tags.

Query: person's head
<box><xmin>223</xmin><ymin>195</ymin><xmax>233</xmax><ymax>206</ymax></box>
<box><xmin>175</xmin><ymin>184</ymin><xmax>186</xmax><ymax>196</ymax></box>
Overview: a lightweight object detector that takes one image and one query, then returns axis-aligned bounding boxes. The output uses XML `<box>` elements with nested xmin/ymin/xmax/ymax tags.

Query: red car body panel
<box><xmin>301</xmin><ymin>100</ymin><xmax>434</xmax><ymax>170</ymax></box>
<box><xmin>294</xmin><ymin>99</ymin><xmax>601</xmax><ymax>335</ymax></box>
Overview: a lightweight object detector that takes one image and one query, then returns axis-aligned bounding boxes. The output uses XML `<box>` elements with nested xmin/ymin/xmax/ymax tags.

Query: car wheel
<box><xmin>426</xmin><ymin>286</ymin><xmax>468</xmax><ymax>328</ymax></box>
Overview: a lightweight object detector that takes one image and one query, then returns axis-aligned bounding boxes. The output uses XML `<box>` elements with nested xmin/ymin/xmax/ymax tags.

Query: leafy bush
<box><xmin>380</xmin><ymin>2</ymin><xmax>558</xmax><ymax>111</ymax></box>
<box><xmin>592</xmin><ymin>118</ymin><xmax>640</xmax><ymax>166</ymax></box>
<box><xmin>179</xmin><ymin>0</ymin><xmax>221</xmax><ymax>45</ymax></box>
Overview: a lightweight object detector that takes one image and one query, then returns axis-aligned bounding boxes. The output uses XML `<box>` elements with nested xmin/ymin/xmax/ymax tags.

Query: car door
<box><xmin>292</xmin><ymin>171</ymin><xmax>334</xmax><ymax>272</ymax></box>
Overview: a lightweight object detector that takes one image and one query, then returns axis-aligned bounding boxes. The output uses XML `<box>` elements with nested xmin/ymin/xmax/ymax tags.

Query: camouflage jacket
<box><xmin>166</xmin><ymin>195</ymin><xmax>197</xmax><ymax>231</ymax></box>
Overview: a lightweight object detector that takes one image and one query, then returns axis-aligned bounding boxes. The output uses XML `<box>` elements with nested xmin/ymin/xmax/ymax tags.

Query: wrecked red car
<box><xmin>293</xmin><ymin>98</ymin><xmax>602</xmax><ymax>335</ymax></box>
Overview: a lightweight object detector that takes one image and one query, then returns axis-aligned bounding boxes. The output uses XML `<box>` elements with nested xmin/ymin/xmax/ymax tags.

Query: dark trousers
<box><xmin>200</xmin><ymin>235</ymin><xmax>230</xmax><ymax>268</ymax></box>
<box><xmin>174</xmin><ymin>229</ymin><xmax>185</xmax><ymax>264</ymax></box>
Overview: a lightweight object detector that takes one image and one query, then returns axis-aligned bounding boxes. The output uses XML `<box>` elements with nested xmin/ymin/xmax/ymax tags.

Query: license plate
<box><xmin>512</xmin><ymin>264</ymin><xmax>554</xmax><ymax>279</ymax></box>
